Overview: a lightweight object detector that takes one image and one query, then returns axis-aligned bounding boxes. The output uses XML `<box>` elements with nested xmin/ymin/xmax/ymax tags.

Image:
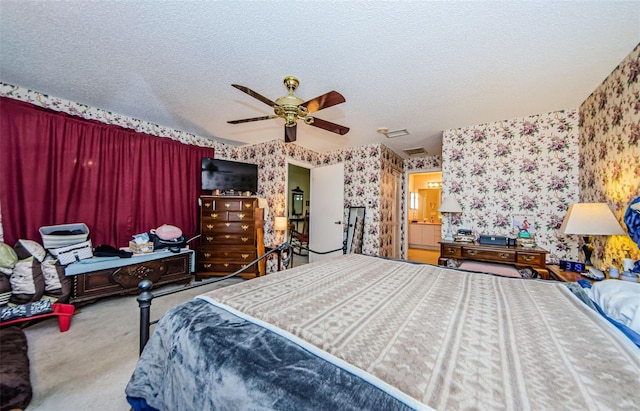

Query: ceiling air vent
<box><xmin>403</xmin><ymin>147</ymin><xmax>428</xmax><ymax>156</ymax></box>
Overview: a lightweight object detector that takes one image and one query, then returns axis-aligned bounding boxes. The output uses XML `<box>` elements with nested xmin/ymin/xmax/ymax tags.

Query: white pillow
<box><xmin>590</xmin><ymin>280</ymin><xmax>640</xmax><ymax>334</ymax></box>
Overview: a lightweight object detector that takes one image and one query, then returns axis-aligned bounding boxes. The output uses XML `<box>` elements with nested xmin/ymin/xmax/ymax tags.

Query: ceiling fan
<box><xmin>227</xmin><ymin>76</ymin><xmax>349</xmax><ymax>143</ymax></box>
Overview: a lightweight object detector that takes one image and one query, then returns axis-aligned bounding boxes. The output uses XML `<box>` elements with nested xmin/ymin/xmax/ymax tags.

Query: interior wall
<box><xmin>441</xmin><ymin>109</ymin><xmax>581</xmax><ymax>263</ymax></box>
<box><xmin>578</xmin><ymin>43</ymin><xmax>640</xmax><ymax>268</ymax></box>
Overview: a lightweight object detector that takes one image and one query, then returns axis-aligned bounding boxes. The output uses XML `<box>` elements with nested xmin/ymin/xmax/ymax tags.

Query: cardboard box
<box><xmin>129</xmin><ymin>241</ymin><xmax>154</xmax><ymax>254</ymax></box>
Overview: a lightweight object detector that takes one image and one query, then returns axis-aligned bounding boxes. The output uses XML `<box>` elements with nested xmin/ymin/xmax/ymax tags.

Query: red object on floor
<box><xmin>0</xmin><ymin>303</ymin><xmax>75</xmax><ymax>332</ymax></box>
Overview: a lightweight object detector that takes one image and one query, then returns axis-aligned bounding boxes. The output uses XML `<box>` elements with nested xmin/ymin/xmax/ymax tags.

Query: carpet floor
<box><xmin>22</xmin><ymin>277</ymin><xmax>242</xmax><ymax>410</ymax></box>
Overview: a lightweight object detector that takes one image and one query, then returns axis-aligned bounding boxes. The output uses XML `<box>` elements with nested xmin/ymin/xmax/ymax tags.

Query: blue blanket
<box><xmin>126</xmin><ymin>299</ymin><xmax>419</xmax><ymax>410</ymax></box>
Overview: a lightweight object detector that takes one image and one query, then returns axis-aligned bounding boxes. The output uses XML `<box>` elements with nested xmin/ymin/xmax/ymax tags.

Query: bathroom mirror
<box><xmin>344</xmin><ymin>207</ymin><xmax>365</xmax><ymax>254</ymax></box>
<box><xmin>291</xmin><ymin>187</ymin><xmax>304</xmax><ymax>216</ymax></box>
<box><xmin>418</xmin><ymin>188</ymin><xmax>442</xmax><ymax>222</ymax></box>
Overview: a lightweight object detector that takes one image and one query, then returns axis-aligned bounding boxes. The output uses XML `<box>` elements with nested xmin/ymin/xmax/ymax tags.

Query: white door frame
<box><xmin>404</xmin><ymin>168</ymin><xmax>442</xmax><ymax>258</ymax></box>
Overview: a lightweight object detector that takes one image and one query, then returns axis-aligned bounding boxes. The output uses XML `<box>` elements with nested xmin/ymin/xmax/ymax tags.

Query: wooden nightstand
<box><xmin>547</xmin><ymin>264</ymin><xmax>640</xmax><ymax>283</ymax></box>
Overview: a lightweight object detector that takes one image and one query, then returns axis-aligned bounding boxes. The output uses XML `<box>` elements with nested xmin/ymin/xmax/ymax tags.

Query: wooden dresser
<box><xmin>197</xmin><ymin>195</ymin><xmax>265</xmax><ymax>280</ymax></box>
<box><xmin>438</xmin><ymin>241</ymin><xmax>549</xmax><ymax>279</ymax></box>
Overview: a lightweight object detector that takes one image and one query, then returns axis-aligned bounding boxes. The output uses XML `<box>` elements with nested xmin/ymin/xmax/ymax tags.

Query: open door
<box><xmin>309</xmin><ymin>162</ymin><xmax>344</xmax><ymax>262</ymax></box>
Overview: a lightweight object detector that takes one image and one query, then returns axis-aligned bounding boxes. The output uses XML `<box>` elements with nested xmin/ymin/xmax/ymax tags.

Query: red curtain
<box><xmin>0</xmin><ymin>97</ymin><xmax>213</xmax><ymax>248</ymax></box>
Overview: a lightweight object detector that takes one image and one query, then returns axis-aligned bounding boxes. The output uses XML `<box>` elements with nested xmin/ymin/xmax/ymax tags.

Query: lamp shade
<box><xmin>274</xmin><ymin>216</ymin><xmax>289</xmax><ymax>231</ymax></box>
<box><xmin>558</xmin><ymin>203</ymin><xmax>626</xmax><ymax>235</ymax></box>
<box><xmin>438</xmin><ymin>196</ymin><xmax>462</xmax><ymax>213</ymax></box>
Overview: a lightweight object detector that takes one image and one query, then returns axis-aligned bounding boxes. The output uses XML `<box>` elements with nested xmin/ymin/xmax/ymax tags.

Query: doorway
<box><xmin>406</xmin><ymin>170</ymin><xmax>442</xmax><ymax>265</ymax></box>
<box><xmin>287</xmin><ymin>162</ymin><xmax>311</xmax><ymax>266</ymax></box>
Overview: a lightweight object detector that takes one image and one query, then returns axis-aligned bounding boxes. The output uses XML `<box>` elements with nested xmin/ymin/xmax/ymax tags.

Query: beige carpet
<box><xmin>23</xmin><ymin>277</ymin><xmax>243</xmax><ymax>410</ymax></box>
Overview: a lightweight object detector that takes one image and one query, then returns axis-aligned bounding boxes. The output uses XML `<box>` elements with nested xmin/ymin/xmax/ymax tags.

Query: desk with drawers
<box><xmin>438</xmin><ymin>241</ymin><xmax>549</xmax><ymax>280</ymax></box>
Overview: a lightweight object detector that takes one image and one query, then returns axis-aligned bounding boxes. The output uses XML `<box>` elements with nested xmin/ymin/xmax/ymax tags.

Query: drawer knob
<box><xmin>244</xmin><ymin>203</ymin><xmax>251</xmax><ymax>209</ymax></box>
<box><xmin>522</xmin><ymin>255</ymin><xmax>534</xmax><ymax>262</ymax></box>
<box><xmin>204</xmin><ymin>263</ymin><xmax>211</xmax><ymax>268</ymax></box>
<box><xmin>241</xmin><ymin>254</ymin><xmax>249</xmax><ymax>259</ymax></box>
<box><xmin>499</xmin><ymin>253</ymin><xmax>510</xmax><ymax>259</ymax></box>
<box><xmin>225</xmin><ymin>223</ymin><xmax>231</xmax><ymax>227</ymax></box>
<box><xmin>206</xmin><ymin>224</ymin><xmax>214</xmax><ymax>229</ymax></box>
<box><xmin>242</xmin><ymin>225</ymin><xmax>249</xmax><ymax>231</ymax></box>
<box><xmin>225</xmin><ymin>203</ymin><xmax>231</xmax><ymax>208</ymax></box>
<box><xmin>241</xmin><ymin>237</ymin><xmax>249</xmax><ymax>242</ymax></box>
<box><xmin>206</xmin><ymin>236</ymin><xmax>213</xmax><ymax>241</ymax></box>
<box><xmin>224</xmin><ymin>263</ymin><xmax>229</xmax><ymax>267</ymax></box>
<box><xmin>467</xmin><ymin>250</ymin><xmax>477</xmax><ymax>256</ymax></box>
<box><xmin>225</xmin><ymin>235</ymin><xmax>230</xmax><ymax>239</ymax></box>
<box><xmin>237</xmin><ymin>213</ymin><xmax>246</xmax><ymax>219</ymax></box>
<box><xmin>210</xmin><ymin>213</ymin><xmax>218</xmax><ymax>218</ymax></box>
<box><xmin>204</xmin><ymin>253</ymin><xmax>211</xmax><ymax>258</ymax></box>
<box><xmin>204</xmin><ymin>202</ymin><xmax>211</xmax><ymax>208</ymax></box>
<box><xmin>446</xmin><ymin>247</ymin><xmax>456</xmax><ymax>254</ymax></box>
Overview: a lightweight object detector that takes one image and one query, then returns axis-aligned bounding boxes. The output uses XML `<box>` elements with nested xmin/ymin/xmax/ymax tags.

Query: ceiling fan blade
<box><xmin>302</xmin><ymin>91</ymin><xmax>345</xmax><ymax>113</ymax></box>
<box><xmin>227</xmin><ymin>115</ymin><xmax>278</xmax><ymax>124</ymax></box>
<box><xmin>231</xmin><ymin>84</ymin><xmax>277</xmax><ymax>107</ymax></box>
<box><xmin>285</xmin><ymin>124</ymin><xmax>297</xmax><ymax>143</ymax></box>
<box><xmin>309</xmin><ymin>117</ymin><xmax>349</xmax><ymax>135</ymax></box>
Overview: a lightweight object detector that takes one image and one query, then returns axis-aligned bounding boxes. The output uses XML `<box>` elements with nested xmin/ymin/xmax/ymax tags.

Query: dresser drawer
<box><xmin>201</xmin><ymin>221</ymin><xmax>255</xmax><ymax>234</ymax></box>
<box><xmin>198</xmin><ymin>247</ymin><xmax>256</xmax><ymax>262</ymax></box>
<box><xmin>198</xmin><ymin>261</ymin><xmax>258</xmax><ymax>274</ymax></box>
<box><xmin>201</xmin><ymin>232</ymin><xmax>255</xmax><ymax>245</ymax></box>
<box><xmin>517</xmin><ymin>252</ymin><xmax>545</xmax><ymax>267</ymax></box>
<box><xmin>463</xmin><ymin>248</ymin><xmax>516</xmax><ymax>263</ymax></box>
<box><xmin>213</xmin><ymin>198</ymin><xmax>256</xmax><ymax>211</ymax></box>
<box><xmin>440</xmin><ymin>244</ymin><xmax>462</xmax><ymax>258</ymax></box>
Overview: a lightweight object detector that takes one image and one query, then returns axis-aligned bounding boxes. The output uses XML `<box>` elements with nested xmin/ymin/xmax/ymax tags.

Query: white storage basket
<box><xmin>39</xmin><ymin>223</ymin><xmax>90</xmax><ymax>249</ymax></box>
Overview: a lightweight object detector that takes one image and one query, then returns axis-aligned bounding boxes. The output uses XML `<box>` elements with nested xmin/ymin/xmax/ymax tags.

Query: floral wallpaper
<box><xmin>3</xmin><ymin>41</ymin><xmax>638</xmax><ymax>272</ymax></box>
<box><xmin>578</xmin><ymin>43</ymin><xmax>640</xmax><ymax>269</ymax></box>
<box><xmin>441</xmin><ymin>109</ymin><xmax>581</xmax><ymax>264</ymax></box>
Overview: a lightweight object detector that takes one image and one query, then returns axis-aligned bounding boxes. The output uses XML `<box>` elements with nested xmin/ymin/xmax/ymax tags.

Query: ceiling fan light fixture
<box><xmin>384</xmin><ymin>129</ymin><xmax>410</xmax><ymax>139</ymax></box>
<box><xmin>228</xmin><ymin>76</ymin><xmax>349</xmax><ymax>142</ymax></box>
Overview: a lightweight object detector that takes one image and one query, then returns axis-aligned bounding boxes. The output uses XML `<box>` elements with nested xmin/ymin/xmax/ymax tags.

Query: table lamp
<box><xmin>438</xmin><ymin>196</ymin><xmax>462</xmax><ymax>242</ymax></box>
<box><xmin>274</xmin><ymin>216</ymin><xmax>289</xmax><ymax>242</ymax></box>
<box><xmin>558</xmin><ymin>202</ymin><xmax>626</xmax><ymax>266</ymax></box>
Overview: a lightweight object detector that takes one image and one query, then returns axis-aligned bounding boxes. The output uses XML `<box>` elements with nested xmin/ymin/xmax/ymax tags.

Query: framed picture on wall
<box><xmin>512</xmin><ymin>214</ymin><xmax>535</xmax><ymax>236</ymax></box>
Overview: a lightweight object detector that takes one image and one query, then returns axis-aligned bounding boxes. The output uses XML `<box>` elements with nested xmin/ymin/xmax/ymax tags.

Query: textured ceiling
<box><xmin>1</xmin><ymin>1</ymin><xmax>638</xmax><ymax>158</ymax></box>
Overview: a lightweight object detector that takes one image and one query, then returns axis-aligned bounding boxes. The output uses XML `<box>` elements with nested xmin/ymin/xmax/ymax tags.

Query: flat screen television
<box><xmin>201</xmin><ymin>157</ymin><xmax>258</xmax><ymax>194</ymax></box>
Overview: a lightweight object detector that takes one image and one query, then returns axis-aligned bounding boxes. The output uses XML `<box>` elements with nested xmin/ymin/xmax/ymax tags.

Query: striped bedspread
<box><xmin>201</xmin><ymin>254</ymin><xmax>640</xmax><ymax>410</ymax></box>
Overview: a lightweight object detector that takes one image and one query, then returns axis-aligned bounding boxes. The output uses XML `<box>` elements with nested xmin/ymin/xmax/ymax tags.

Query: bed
<box><xmin>126</xmin><ymin>254</ymin><xmax>640</xmax><ymax>410</ymax></box>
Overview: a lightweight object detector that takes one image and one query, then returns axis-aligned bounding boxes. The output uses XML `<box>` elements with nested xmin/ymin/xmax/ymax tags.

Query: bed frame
<box><xmin>136</xmin><ymin>242</ymin><xmax>292</xmax><ymax>354</ymax></box>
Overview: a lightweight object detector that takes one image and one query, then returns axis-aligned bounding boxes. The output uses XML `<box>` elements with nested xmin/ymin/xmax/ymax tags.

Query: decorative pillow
<box><xmin>14</xmin><ymin>239</ymin><xmax>47</xmax><ymax>262</ymax></box>
<box><xmin>40</xmin><ymin>258</ymin><xmax>72</xmax><ymax>303</ymax></box>
<box><xmin>40</xmin><ymin>259</ymin><xmax>62</xmax><ymax>292</ymax></box>
<box><xmin>9</xmin><ymin>257</ymin><xmax>45</xmax><ymax>305</ymax></box>
<box><xmin>0</xmin><ymin>242</ymin><xmax>18</xmax><ymax>272</ymax></box>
